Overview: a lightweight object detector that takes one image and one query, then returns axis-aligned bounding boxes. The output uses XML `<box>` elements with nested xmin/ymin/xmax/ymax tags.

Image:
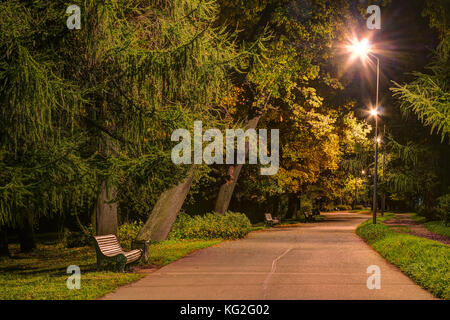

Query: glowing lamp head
<box><xmin>362</xmin><ymin>170</ymin><xmax>366</xmax><ymax>175</ymax></box>
<box><xmin>370</xmin><ymin>108</ymin><xmax>378</xmax><ymax>117</ymax></box>
<box><xmin>348</xmin><ymin>38</ymin><xmax>371</xmax><ymax>59</ymax></box>
<box><xmin>377</xmin><ymin>137</ymin><xmax>381</xmax><ymax>143</ymax></box>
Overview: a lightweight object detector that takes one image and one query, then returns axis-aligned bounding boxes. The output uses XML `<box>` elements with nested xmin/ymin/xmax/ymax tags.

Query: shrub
<box><xmin>169</xmin><ymin>211</ymin><xmax>252</xmax><ymax>240</ymax></box>
<box><xmin>64</xmin><ymin>224</ymin><xmax>95</xmax><ymax>248</ymax></box>
<box><xmin>437</xmin><ymin>194</ymin><xmax>450</xmax><ymax>226</ymax></box>
<box><xmin>117</xmin><ymin>221</ymin><xmax>144</xmax><ymax>250</ymax></box>
<box><xmin>336</xmin><ymin>204</ymin><xmax>352</xmax><ymax>211</ymax></box>
<box><xmin>353</xmin><ymin>204</ymin><xmax>364</xmax><ymax>210</ymax></box>
<box><xmin>299</xmin><ymin>202</ymin><xmax>312</xmax><ymax>215</ymax></box>
<box><xmin>65</xmin><ymin>231</ymin><xmax>91</xmax><ymax>248</ymax></box>
<box><xmin>323</xmin><ymin>203</ymin><xmax>335</xmax><ymax>212</ymax></box>
<box><xmin>314</xmin><ymin>215</ymin><xmax>326</xmax><ymax>221</ymax></box>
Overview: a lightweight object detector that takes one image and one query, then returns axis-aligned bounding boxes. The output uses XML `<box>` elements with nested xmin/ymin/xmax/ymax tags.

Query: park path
<box><xmin>383</xmin><ymin>213</ymin><xmax>450</xmax><ymax>245</ymax></box>
<box><xmin>101</xmin><ymin>212</ymin><xmax>435</xmax><ymax>300</ymax></box>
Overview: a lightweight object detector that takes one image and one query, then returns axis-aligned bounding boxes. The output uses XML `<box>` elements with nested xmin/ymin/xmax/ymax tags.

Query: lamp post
<box><xmin>381</xmin><ymin>124</ymin><xmax>386</xmax><ymax>217</ymax></box>
<box><xmin>348</xmin><ymin>38</ymin><xmax>380</xmax><ymax>224</ymax></box>
<box><xmin>371</xmin><ymin>108</ymin><xmax>379</xmax><ymax>224</ymax></box>
<box><xmin>361</xmin><ymin>169</ymin><xmax>367</xmax><ymax>207</ymax></box>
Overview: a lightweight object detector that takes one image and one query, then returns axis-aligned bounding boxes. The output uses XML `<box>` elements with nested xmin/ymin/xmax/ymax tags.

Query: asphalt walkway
<box><xmin>101</xmin><ymin>212</ymin><xmax>434</xmax><ymax>299</ymax></box>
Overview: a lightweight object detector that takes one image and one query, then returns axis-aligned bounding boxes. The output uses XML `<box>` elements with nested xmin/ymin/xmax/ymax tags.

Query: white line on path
<box><xmin>262</xmin><ymin>247</ymin><xmax>293</xmax><ymax>299</ymax></box>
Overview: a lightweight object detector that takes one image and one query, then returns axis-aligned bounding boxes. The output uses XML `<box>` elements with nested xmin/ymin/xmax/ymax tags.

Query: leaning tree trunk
<box><xmin>135</xmin><ymin>169</ymin><xmax>195</xmax><ymax>242</ymax></box>
<box><xmin>0</xmin><ymin>226</ymin><xmax>9</xmax><ymax>257</ymax></box>
<box><xmin>96</xmin><ymin>180</ymin><xmax>118</xmax><ymax>235</ymax></box>
<box><xmin>214</xmin><ymin>113</ymin><xmax>262</xmax><ymax>214</ymax></box>
<box><xmin>19</xmin><ymin>210</ymin><xmax>36</xmax><ymax>253</ymax></box>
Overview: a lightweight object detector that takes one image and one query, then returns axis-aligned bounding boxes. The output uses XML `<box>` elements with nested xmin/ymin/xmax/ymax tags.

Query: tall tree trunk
<box><xmin>19</xmin><ymin>210</ymin><xmax>36</xmax><ymax>253</ymax></box>
<box><xmin>96</xmin><ymin>180</ymin><xmax>118</xmax><ymax>235</ymax></box>
<box><xmin>272</xmin><ymin>195</ymin><xmax>280</xmax><ymax>218</ymax></box>
<box><xmin>286</xmin><ymin>194</ymin><xmax>298</xmax><ymax>219</ymax></box>
<box><xmin>136</xmin><ymin>169</ymin><xmax>195</xmax><ymax>242</ymax></box>
<box><xmin>96</xmin><ymin>133</ymin><xmax>118</xmax><ymax>236</ymax></box>
<box><xmin>214</xmin><ymin>113</ymin><xmax>262</xmax><ymax>214</ymax></box>
<box><xmin>0</xmin><ymin>226</ymin><xmax>9</xmax><ymax>257</ymax></box>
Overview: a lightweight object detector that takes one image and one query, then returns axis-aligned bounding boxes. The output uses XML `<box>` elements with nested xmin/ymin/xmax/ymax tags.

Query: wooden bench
<box><xmin>304</xmin><ymin>211</ymin><xmax>313</xmax><ymax>222</ymax></box>
<box><xmin>93</xmin><ymin>234</ymin><xmax>143</xmax><ymax>272</ymax></box>
<box><xmin>265</xmin><ymin>213</ymin><xmax>281</xmax><ymax>226</ymax></box>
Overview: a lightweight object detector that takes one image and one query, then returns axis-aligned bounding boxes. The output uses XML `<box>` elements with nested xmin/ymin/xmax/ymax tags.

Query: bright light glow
<box><xmin>348</xmin><ymin>38</ymin><xmax>371</xmax><ymax>59</ymax></box>
<box><xmin>377</xmin><ymin>137</ymin><xmax>381</xmax><ymax>143</ymax></box>
<box><xmin>370</xmin><ymin>108</ymin><xmax>378</xmax><ymax>116</ymax></box>
<box><xmin>362</xmin><ymin>170</ymin><xmax>366</xmax><ymax>175</ymax></box>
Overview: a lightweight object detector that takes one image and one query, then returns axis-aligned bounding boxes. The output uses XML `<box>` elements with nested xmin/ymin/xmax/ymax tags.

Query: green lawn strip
<box><xmin>423</xmin><ymin>221</ymin><xmax>450</xmax><ymax>237</ymax></box>
<box><xmin>0</xmin><ymin>239</ymin><xmax>222</xmax><ymax>300</ymax></box>
<box><xmin>146</xmin><ymin>239</ymin><xmax>222</xmax><ymax>267</ymax></box>
<box><xmin>410</xmin><ymin>213</ymin><xmax>450</xmax><ymax>238</ymax></box>
<box><xmin>356</xmin><ymin>213</ymin><xmax>450</xmax><ymax>300</ymax></box>
<box><xmin>350</xmin><ymin>209</ymin><xmax>371</xmax><ymax>213</ymax></box>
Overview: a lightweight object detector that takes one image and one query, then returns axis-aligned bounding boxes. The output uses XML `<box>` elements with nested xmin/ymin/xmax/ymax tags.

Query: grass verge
<box><xmin>0</xmin><ymin>238</ymin><xmax>222</xmax><ymax>300</ymax></box>
<box><xmin>356</xmin><ymin>213</ymin><xmax>450</xmax><ymax>300</ymax></box>
<box><xmin>410</xmin><ymin>213</ymin><xmax>450</xmax><ymax>237</ymax></box>
<box><xmin>424</xmin><ymin>221</ymin><xmax>450</xmax><ymax>238</ymax></box>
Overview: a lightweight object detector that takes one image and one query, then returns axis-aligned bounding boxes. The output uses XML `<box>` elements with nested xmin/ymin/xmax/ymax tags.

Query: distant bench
<box><xmin>304</xmin><ymin>208</ymin><xmax>321</xmax><ymax>222</ymax></box>
<box><xmin>265</xmin><ymin>213</ymin><xmax>281</xmax><ymax>226</ymax></box>
<box><xmin>93</xmin><ymin>234</ymin><xmax>143</xmax><ymax>272</ymax></box>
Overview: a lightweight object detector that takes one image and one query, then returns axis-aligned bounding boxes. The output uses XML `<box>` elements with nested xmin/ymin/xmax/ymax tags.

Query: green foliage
<box><xmin>146</xmin><ymin>239</ymin><xmax>222</xmax><ymax>267</ymax></box>
<box><xmin>117</xmin><ymin>221</ymin><xmax>144</xmax><ymax>250</ymax></box>
<box><xmin>169</xmin><ymin>212</ymin><xmax>252</xmax><ymax>240</ymax></box>
<box><xmin>391</xmin><ymin>35</ymin><xmax>450</xmax><ymax>142</ymax></box>
<box><xmin>65</xmin><ymin>232</ymin><xmax>92</xmax><ymax>249</ymax></box>
<box><xmin>0</xmin><ymin>0</ymin><xmax>246</xmax><ymax>229</ymax></box>
<box><xmin>313</xmin><ymin>215</ymin><xmax>326</xmax><ymax>222</ymax></box>
<box><xmin>323</xmin><ymin>203</ymin><xmax>336</xmax><ymax>212</ymax></box>
<box><xmin>299</xmin><ymin>202</ymin><xmax>313</xmax><ymax>215</ymax></box>
<box><xmin>384</xmin><ymin>138</ymin><xmax>439</xmax><ymax>214</ymax></box>
<box><xmin>357</xmin><ymin>215</ymin><xmax>450</xmax><ymax>300</ymax></box>
<box><xmin>437</xmin><ymin>194</ymin><xmax>450</xmax><ymax>225</ymax></box>
<box><xmin>336</xmin><ymin>204</ymin><xmax>352</xmax><ymax>211</ymax></box>
<box><xmin>353</xmin><ymin>205</ymin><xmax>365</xmax><ymax>210</ymax></box>
<box><xmin>424</xmin><ymin>220</ymin><xmax>450</xmax><ymax>237</ymax></box>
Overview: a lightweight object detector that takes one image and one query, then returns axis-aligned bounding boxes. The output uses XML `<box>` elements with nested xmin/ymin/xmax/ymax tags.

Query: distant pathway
<box><xmin>384</xmin><ymin>213</ymin><xmax>450</xmax><ymax>245</ymax></box>
<box><xmin>101</xmin><ymin>212</ymin><xmax>434</xmax><ymax>300</ymax></box>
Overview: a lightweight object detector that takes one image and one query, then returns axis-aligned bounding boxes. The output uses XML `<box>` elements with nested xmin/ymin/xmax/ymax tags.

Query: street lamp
<box><xmin>348</xmin><ymin>38</ymin><xmax>381</xmax><ymax>224</ymax></box>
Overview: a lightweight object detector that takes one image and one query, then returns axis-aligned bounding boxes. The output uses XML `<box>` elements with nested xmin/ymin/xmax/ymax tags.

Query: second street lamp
<box><xmin>371</xmin><ymin>108</ymin><xmax>379</xmax><ymax>224</ymax></box>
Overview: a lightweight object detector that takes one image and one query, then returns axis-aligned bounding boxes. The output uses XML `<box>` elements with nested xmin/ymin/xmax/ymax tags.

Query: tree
<box><xmin>0</xmin><ymin>1</ymin><xmax>96</xmax><ymax>251</ymax></box>
<box><xmin>390</xmin><ymin>0</ymin><xmax>449</xmax><ymax>142</ymax></box>
<box><xmin>391</xmin><ymin>36</ymin><xmax>450</xmax><ymax>142</ymax></box>
<box><xmin>213</xmin><ymin>0</ymin><xmax>354</xmax><ymax>215</ymax></box>
<box><xmin>0</xmin><ymin>0</ymin><xmax>244</xmax><ymax>247</ymax></box>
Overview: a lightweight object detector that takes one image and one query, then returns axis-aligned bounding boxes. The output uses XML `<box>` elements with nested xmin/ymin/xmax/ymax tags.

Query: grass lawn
<box><xmin>356</xmin><ymin>213</ymin><xmax>450</xmax><ymax>300</ymax></box>
<box><xmin>0</xmin><ymin>239</ymin><xmax>222</xmax><ymax>300</ymax></box>
<box><xmin>410</xmin><ymin>213</ymin><xmax>450</xmax><ymax>237</ymax></box>
<box><xmin>424</xmin><ymin>221</ymin><xmax>450</xmax><ymax>237</ymax></box>
<box><xmin>350</xmin><ymin>209</ymin><xmax>371</xmax><ymax>213</ymax></box>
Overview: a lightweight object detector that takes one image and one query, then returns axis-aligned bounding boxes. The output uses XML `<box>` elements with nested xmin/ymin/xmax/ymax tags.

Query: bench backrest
<box><xmin>265</xmin><ymin>213</ymin><xmax>273</xmax><ymax>221</ymax></box>
<box><xmin>94</xmin><ymin>235</ymin><xmax>123</xmax><ymax>257</ymax></box>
